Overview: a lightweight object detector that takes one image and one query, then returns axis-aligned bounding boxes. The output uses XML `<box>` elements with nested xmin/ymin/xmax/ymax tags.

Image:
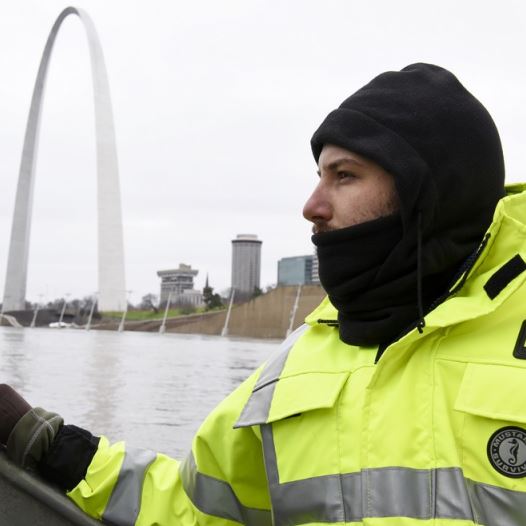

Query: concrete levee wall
<box><xmin>224</xmin><ymin>285</ymin><xmax>326</xmax><ymax>339</ymax></box>
<box><xmin>0</xmin><ymin>309</ymin><xmax>72</xmax><ymax>327</ymax></box>
<box><xmin>146</xmin><ymin>285</ymin><xmax>326</xmax><ymax>339</ymax></box>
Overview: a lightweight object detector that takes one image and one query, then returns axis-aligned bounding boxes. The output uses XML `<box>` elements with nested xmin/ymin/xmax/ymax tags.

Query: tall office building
<box><xmin>157</xmin><ymin>263</ymin><xmax>200</xmax><ymax>305</ymax></box>
<box><xmin>277</xmin><ymin>255</ymin><xmax>314</xmax><ymax>286</ymax></box>
<box><xmin>231</xmin><ymin>234</ymin><xmax>262</xmax><ymax>299</ymax></box>
<box><xmin>311</xmin><ymin>250</ymin><xmax>320</xmax><ymax>284</ymax></box>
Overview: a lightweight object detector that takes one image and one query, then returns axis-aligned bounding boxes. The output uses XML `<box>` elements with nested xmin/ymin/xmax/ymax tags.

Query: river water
<box><xmin>0</xmin><ymin>327</ymin><xmax>280</xmax><ymax>459</ymax></box>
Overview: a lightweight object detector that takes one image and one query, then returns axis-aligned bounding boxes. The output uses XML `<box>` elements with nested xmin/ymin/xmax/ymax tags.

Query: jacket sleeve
<box><xmin>56</xmin><ymin>368</ymin><xmax>271</xmax><ymax>526</ymax></box>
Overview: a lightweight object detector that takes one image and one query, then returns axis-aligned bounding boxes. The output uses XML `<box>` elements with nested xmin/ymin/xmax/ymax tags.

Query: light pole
<box><xmin>286</xmin><ymin>285</ymin><xmax>303</xmax><ymax>337</ymax></box>
<box><xmin>58</xmin><ymin>293</ymin><xmax>71</xmax><ymax>326</ymax></box>
<box><xmin>159</xmin><ymin>291</ymin><xmax>172</xmax><ymax>334</ymax></box>
<box><xmin>30</xmin><ymin>294</ymin><xmax>44</xmax><ymax>328</ymax></box>
<box><xmin>221</xmin><ymin>288</ymin><xmax>235</xmax><ymax>337</ymax></box>
<box><xmin>86</xmin><ymin>292</ymin><xmax>97</xmax><ymax>331</ymax></box>
<box><xmin>118</xmin><ymin>290</ymin><xmax>132</xmax><ymax>332</ymax></box>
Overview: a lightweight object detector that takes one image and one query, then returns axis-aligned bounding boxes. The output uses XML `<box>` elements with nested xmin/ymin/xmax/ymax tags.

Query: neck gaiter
<box><xmin>313</xmin><ymin>214</ymin><xmax>421</xmax><ymax>346</ymax></box>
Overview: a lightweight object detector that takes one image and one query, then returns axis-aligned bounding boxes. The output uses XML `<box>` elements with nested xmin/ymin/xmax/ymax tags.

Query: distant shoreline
<box><xmin>0</xmin><ymin>285</ymin><xmax>326</xmax><ymax>340</ymax></box>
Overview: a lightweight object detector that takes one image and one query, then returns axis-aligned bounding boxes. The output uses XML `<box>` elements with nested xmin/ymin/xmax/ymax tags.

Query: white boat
<box><xmin>49</xmin><ymin>322</ymin><xmax>72</xmax><ymax>328</ymax></box>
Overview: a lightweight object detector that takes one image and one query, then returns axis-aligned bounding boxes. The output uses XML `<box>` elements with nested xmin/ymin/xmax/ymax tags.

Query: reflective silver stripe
<box><xmin>466</xmin><ymin>478</ymin><xmax>526</xmax><ymax>526</ymax></box>
<box><xmin>261</xmin><ymin>424</ymin><xmax>526</xmax><ymax>525</ymax></box>
<box><xmin>235</xmin><ymin>324</ymin><xmax>308</xmax><ymax>428</ymax></box>
<box><xmin>180</xmin><ymin>452</ymin><xmax>271</xmax><ymax>526</ymax></box>
<box><xmin>341</xmin><ymin>472</ymin><xmax>362</xmax><ymax>522</ymax></box>
<box><xmin>102</xmin><ymin>447</ymin><xmax>156</xmax><ymax>526</ymax></box>
<box><xmin>434</xmin><ymin>465</ymin><xmax>472</xmax><ymax>519</ymax></box>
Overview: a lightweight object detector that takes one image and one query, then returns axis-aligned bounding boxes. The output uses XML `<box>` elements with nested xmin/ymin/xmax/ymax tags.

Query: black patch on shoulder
<box><xmin>487</xmin><ymin>426</ymin><xmax>526</xmax><ymax>478</ymax></box>
<box><xmin>513</xmin><ymin>321</ymin><xmax>526</xmax><ymax>359</ymax></box>
<box><xmin>484</xmin><ymin>254</ymin><xmax>526</xmax><ymax>300</ymax></box>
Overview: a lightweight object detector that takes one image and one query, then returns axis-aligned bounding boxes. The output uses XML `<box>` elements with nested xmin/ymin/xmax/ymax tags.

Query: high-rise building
<box><xmin>277</xmin><ymin>255</ymin><xmax>314</xmax><ymax>286</ymax></box>
<box><xmin>231</xmin><ymin>234</ymin><xmax>262</xmax><ymax>299</ymax></box>
<box><xmin>157</xmin><ymin>264</ymin><xmax>200</xmax><ymax>305</ymax></box>
<box><xmin>311</xmin><ymin>250</ymin><xmax>320</xmax><ymax>284</ymax></box>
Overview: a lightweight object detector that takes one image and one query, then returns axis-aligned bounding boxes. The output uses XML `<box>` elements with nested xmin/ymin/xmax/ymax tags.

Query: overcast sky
<box><xmin>1</xmin><ymin>0</ymin><xmax>525</xmax><ymax>305</ymax></box>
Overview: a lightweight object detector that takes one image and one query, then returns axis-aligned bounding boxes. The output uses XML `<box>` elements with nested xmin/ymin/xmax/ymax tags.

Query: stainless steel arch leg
<box><xmin>3</xmin><ymin>7</ymin><xmax>126</xmax><ymax>312</ymax></box>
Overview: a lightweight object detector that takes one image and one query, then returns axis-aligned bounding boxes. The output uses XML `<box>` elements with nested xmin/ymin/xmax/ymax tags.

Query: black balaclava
<box><xmin>310</xmin><ymin>63</ymin><xmax>505</xmax><ymax>347</ymax></box>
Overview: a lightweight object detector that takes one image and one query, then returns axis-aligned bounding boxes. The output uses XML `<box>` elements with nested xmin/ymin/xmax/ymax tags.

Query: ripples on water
<box><xmin>0</xmin><ymin>327</ymin><xmax>280</xmax><ymax>459</ymax></box>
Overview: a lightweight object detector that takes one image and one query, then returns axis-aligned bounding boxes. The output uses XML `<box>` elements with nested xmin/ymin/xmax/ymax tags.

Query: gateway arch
<box><xmin>3</xmin><ymin>7</ymin><xmax>126</xmax><ymax>312</ymax></box>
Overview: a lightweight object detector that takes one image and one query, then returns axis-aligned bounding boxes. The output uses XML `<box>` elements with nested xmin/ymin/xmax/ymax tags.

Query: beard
<box><xmin>312</xmin><ymin>222</ymin><xmax>334</xmax><ymax>234</ymax></box>
<box><xmin>312</xmin><ymin>203</ymin><xmax>399</xmax><ymax>235</ymax></box>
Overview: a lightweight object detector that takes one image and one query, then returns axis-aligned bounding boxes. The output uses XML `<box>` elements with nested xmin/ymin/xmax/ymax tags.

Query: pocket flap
<box><xmin>455</xmin><ymin>363</ymin><xmax>526</xmax><ymax>422</ymax></box>
<box><xmin>268</xmin><ymin>372</ymin><xmax>349</xmax><ymax>422</ymax></box>
<box><xmin>235</xmin><ymin>371</ymin><xmax>348</xmax><ymax>428</ymax></box>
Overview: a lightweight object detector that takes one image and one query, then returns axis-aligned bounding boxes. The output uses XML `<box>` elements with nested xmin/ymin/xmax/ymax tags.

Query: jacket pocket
<box><xmin>236</xmin><ymin>371</ymin><xmax>350</xmax><ymax>484</ymax></box>
<box><xmin>455</xmin><ymin>363</ymin><xmax>526</xmax><ymax>486</ymax></box>
<box><xmin>235</xmin><ymin>371</ymin><xmax>349</xmax><ymax>427</ymax></box>
<box><xmin>456</xmin><ymin>363</ymin><xmax>526</xmax><ymax>423</ymax></box>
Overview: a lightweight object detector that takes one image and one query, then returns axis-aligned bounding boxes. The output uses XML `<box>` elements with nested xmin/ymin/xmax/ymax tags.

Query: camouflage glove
<box><xmin>0</xmin><ymin>384</ymin><xmax>31</xmax><ymax>445</ymax></box>
<box><xmin>0</xmin><ymin>384</ymin><xmax>63</xmax><ymax>469</ymax></box>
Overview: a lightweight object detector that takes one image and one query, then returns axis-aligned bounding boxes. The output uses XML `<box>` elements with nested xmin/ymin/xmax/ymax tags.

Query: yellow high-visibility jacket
<box><xmin>68</xmin><ymin>185</ymin><xmax>526</xmax><ymax>525</ymax></box>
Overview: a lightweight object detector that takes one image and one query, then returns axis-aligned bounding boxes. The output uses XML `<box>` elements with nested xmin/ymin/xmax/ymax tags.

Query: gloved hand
<box><xmin>0</xmin><ymin>384</ymin><xmax>63</xmax><ymax>469</ymax></box>
<box><xmin>0</xmin><ymin>384</ymin><xmax>31</xmax><ymax>445</ymax></box>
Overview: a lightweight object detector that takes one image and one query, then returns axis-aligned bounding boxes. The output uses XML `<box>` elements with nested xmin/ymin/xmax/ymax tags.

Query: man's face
<box><xmin>303</xmin><ymin>144</ymin><xmax>399</xmax><ymax>233</ymax></box>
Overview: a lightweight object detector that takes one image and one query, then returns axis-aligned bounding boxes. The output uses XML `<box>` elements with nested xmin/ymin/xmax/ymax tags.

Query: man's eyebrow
<box><xmin>318</xmin><ymin>157</ymin><xmax>365</xmax><ymax>175</ymax></box>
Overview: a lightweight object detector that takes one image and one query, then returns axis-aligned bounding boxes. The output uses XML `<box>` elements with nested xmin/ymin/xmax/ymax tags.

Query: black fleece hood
<box><xmin>310</xmin><ymin>63</ymin><xmax>505</xmax><ymax>346</ymax></box>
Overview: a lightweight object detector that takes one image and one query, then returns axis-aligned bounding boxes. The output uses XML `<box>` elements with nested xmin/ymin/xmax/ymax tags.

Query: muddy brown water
<box><xmin>0</xmin><ymin>327</ymin><xmax>279</xmax><ymax>459</ymax></box>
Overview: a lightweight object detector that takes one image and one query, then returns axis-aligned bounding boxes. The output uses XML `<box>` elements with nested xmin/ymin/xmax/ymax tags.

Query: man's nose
<box><xmin>302</xmin><ymin>183</ymin><xmax>332</xmax><ymax>223</ymax></box>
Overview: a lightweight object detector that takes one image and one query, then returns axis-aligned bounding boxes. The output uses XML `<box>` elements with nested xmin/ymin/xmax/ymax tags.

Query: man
<box><xmin>2</xmin><ymin>63</ymin><xmax>524</xmax><ymax>525</ymax></box>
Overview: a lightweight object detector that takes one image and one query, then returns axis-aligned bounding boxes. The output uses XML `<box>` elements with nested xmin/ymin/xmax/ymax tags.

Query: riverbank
<box><xmin>1</xmin><ymin>285</ymin><xmax>326</xmax><ymax>339</ymax></box>
<box><xmin>94</xmin><ymin>285</ymin><xmax>326</xmax><ymax>339</ymax></box>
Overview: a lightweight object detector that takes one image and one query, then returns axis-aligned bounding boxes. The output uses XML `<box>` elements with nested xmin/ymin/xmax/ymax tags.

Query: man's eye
<box><xmin>337</xmin><ymin>171</ymin><xmax>355</xmax><ymax>180</ymax></box>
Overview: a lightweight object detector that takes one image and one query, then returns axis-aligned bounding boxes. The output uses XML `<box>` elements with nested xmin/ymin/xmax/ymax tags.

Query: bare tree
<box><xmin>139</xmin><ymin>293</ymin><xmax>159</xmax><ymax>314</ymax></box>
